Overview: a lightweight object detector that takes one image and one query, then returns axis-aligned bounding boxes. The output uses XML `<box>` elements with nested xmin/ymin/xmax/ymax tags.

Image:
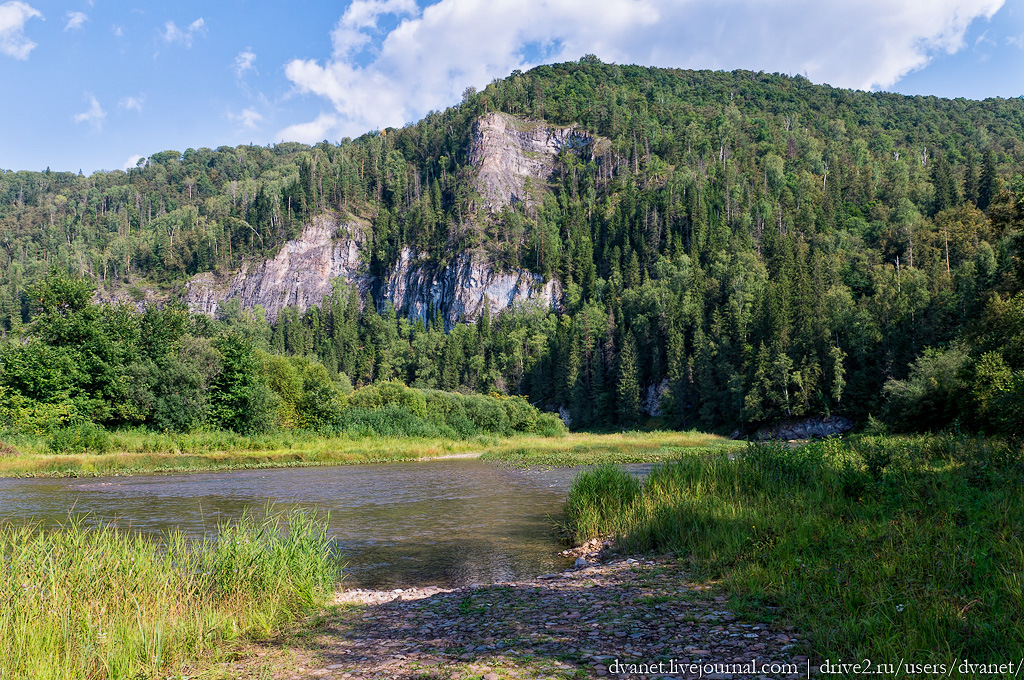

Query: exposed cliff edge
<box><xmin>184</xmin><ymin>216</ymin><xmax>560</xmax><ymax>326</ymax></box>
<box><xmin>385</xmin><ymin>247</ymin><xmax>560</xmax><ymax>326</ymax></box>
<box><xmin>184</xmin><ymin>216</ymin><xmax>369</xmax><ymax>322</ymax></box>
<box><xmin>469</xmin><ymin>112</ymin><xmax>595</xmax><ymax>210</ymax></box>
<box><xmin>183</xmin><ymin>112</ymin><xmax>573</xmax><ymax>325</ymax></box>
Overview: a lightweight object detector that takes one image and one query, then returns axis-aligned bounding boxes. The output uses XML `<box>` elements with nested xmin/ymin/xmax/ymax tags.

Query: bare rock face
<box><xmin>469</xmin><ymin>112</ymin><xmax>593</xmax><ymax>210</ymax></box>
<box><xmin>184</xmin><ymin>215</ymin><xmax>369</xmax><ymax>322</ymax></box>
<box><xmin>183</xmin><ymin>219</ymin><xmax>560</xmax><ymax>327</ymax></box>
<box><xmin>643</xmin><ymin>379</ymin><xmax>670</xmax><ymax>417</ymax></box>
<box><xmin>754</xmin><ymin>416</ymin><xmax>855</xmax><ymax>441</ymax></box>
<box><xmin>385</xmin><ymin>247</ymin><xmax>560</xmax><ymax>327</ymax></box>
<box><xmin>182</xmin><ymin>112</ymin><xmax>580</xmax><ymax>326</ymax></box>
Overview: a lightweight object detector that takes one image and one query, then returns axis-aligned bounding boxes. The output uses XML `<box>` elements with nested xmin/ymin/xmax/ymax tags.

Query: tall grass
<box><xmin>563</xmin><ymin>464</ymin><xmax>642</xmax><ymax>542</ymax></box>
<box><xmin>0</xmin><ymin>510</ymin><xmax>339</xmax><ymax>679</ymax></box>
<box><xmin>564</xmin><ymin>435</ymin><xmax>1024</xmax><ymax>661</ymax></box>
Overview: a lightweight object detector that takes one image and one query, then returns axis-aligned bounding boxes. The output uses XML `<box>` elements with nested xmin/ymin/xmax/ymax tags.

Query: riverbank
<box><xmin>0</xmin><ymin>429</ymin><xmax>736</xmax><ymax>477</ymax></box>
<box><xmin>0</xmin><ymin>511</ymin><xmax>337</xmax><ymax>680</ymax></box>
<box><xmin>562</xmin><ymin>435</ymin><xmax>1024</xmax><ymax>666</ymax></box>
<box><xmin>223</xmin><ymin>551</ymin><xmax>809</xmax><ymax>679</ymax></box>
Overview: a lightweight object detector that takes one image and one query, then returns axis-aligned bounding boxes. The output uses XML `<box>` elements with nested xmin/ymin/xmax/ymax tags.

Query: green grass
<box><xmin>0</xmin><ymin>429</ymin><xmax>736</xmax><ymax>477</ymax></box>
<box><xmin>0</xmin><ymin>510</ymin><xmax>340</xmax><ymax>679</ymax></box>
<box><xmin>481</xmin><ymin>430</ymin><xmax>740</xmax><ymax>468</ymax></box>
<box><xmin>562</xmin><ymin>435</ymin><xmax>1024</xmax><ymax>661</ymax></box>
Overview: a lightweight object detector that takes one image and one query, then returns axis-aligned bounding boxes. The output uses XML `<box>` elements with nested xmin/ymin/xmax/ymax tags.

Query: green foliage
<box><xmin>564</xmin><ymin>435</ymin><xmax>1024</xmax><ymax>661</ymax></box>
<box><xmin>882</xmin><ymin>346</ymin><xmax>970</xmax><ymax>432</ymax></box>
<box><xmin>563</xmin><ymin>464</ymin><xmax>642</xmax><ymax>543</ymax></box>
<box><xmin>3</xmin><ymin>63</ymin><xmax>1024</xmax><ymax>437</ymax></box>
<box><xmin>47</xmin><ymin>422</ymin><xmax>111</xmax><ymax>454</ymax></box>
<box><xmin>208</xmin><ymin>333</ymin><xmax>278</xmax><ymax>434</ymax></box>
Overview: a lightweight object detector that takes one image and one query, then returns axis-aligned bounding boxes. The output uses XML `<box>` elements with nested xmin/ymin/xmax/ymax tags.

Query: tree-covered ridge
<box><xmin>2</xmin><ymin>58</ymin><xmax>1023</xmax><ymax>435</ymax></box>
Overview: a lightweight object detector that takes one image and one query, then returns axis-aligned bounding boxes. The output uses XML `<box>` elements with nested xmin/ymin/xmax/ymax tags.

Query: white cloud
<box><xmin>119</xmin><ymin>95</ymin><xmax>144</xmax><ymax>112</ymax></box>
<box><xmin>73</xmin><ymin>93</ymin><xmax>106</xmax><ymax>130</ymax></box>
<box><xmin>64</xmin><ymin>10</ymin><xmax>87</xmax><ymax>31</ymax></box>
<box><xmin>112</xmin><ymin>24</ymin><xmax>123</xmax><ymax>36</ymax></box>
<box><xmin>229</xmin><ymin>107</ymin><xmax>263</xmax><ymax>130</ymax></box>
<box><xmin>235</xmin><ymin>49</ymin><xmax>256</xmax><ymax>77</ymax></box>
<box><xmin>0</xmin><ymin>1</ymin><xmax>43</xmax><ymax>60</ymax></box>
<box><xmin>279</xmin><ymin>0</ymin><xmax>1005</xmax><ymax>143</ymax></box>
<box><xmin>1009</xmin><ymin>33</ymin><xmax>1024</xmax><ymax>48</ymax></box>
<box><xmin>277</xmin><ymin>112</ymin><xmax>340</xmax><ymax>144</ymax></box>
<box><xmin>162</xmin><ymin>17</ymin><xmax>205</xmax><ymax>48</ymax></box>
<box><xmin>122</xmin><ymin>154</ymin><xmax>144</xmax><ymax>171</ymax></box>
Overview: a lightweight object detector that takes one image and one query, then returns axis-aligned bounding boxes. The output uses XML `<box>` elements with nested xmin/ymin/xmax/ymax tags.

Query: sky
<box><xmin>1</xmin><ymin>0</ymin><xmax>1022</xmax><ymax>174</ymax></box>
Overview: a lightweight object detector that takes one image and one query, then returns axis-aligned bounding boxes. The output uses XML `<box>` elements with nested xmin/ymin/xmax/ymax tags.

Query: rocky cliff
<box><xmin>469</xmin><ymin>112</ymin><xmax>594</xmax><ymax>210</ymax></box>
<box><xmin>184</xmin><ymin>219</ymin><xmax>560</xmax><ymax>326</ymax></box>
<box><xmin>184</xmin><ymin>216</ymin><xmax>369</xmax><ymax>322</ymax></box>
<box><xmin>385</xmin><ymin>247</ymin><xmax>560</xmax><ymax>326</ymax></box>
<box><xmin>183</xmin><ymin>112</ymin><xmax>575</xmax><ymax>325</ymax></box>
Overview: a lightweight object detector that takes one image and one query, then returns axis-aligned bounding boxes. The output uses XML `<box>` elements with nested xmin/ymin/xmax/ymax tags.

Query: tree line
<box><xmin>1</xmin><ymin>59</ymin><xmax>1023</xmax><ymax>435</ymax></box>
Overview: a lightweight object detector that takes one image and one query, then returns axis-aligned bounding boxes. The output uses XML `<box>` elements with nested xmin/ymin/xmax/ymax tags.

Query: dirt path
<box><xmin>232</xmin><ymin>546</ymin><xmax>810</xmax><ymax>680</ymax></box>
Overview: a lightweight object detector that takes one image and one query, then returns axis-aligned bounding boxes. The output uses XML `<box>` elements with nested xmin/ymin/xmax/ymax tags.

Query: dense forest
<box><xmin>1</xmin><ymin>58</ymin><xmax>1022</xmax><ymax>437</ymax></box>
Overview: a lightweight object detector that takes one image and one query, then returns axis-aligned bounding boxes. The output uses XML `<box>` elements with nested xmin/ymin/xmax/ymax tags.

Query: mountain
<box><xmin>1</xmin><ymin>58</ymin><xmax>1022</xmax><ymax>433</ymax></box>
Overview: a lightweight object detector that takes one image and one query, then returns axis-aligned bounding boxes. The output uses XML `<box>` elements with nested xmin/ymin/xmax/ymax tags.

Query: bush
<box><xmin>48</xmin><ymin>422</ymin><xmax>112</xmax><ymax>454</ymax></box>
<box><xmin>347</xmin><ymin>381</ymin><xmax>427</xmax><ymax>417</ymax></box>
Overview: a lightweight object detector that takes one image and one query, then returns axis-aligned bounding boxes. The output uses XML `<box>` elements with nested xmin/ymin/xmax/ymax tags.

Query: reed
<box><xmin>0</xmin><ymin>510</ymin><xmax>339</xmax><ymax>679</ymax></box>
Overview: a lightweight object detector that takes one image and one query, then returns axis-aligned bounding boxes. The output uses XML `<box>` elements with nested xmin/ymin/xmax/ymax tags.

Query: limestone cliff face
<box><xmin>184</xmin><ymin>215</ymin><xmax>369</xmax><ymax>322</ymax></box>
<box><xmin>469</xmin><ymin>112</ymin><xmax>593</xmax><ymax>210</ymax></box>
<box><xmin>385</xmin><ymin>247</ymin><xmax>560</xmax><ymax>326</ymax></box>
<box><xmin>182</xmin><ymin>112</ymin><xmax>577</xmax><ymax>325</ymax></box>
<box><xmin>184</xmin><ymin>221</ymin><xmax>560</xmax><ymax>326</ymax></box>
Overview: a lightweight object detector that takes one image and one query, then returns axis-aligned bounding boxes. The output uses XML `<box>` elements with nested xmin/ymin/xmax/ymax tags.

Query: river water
<box><xmin>0</xmin><ymin>459</ymin><xmax>598</xmax><ymax>588</ymax></box>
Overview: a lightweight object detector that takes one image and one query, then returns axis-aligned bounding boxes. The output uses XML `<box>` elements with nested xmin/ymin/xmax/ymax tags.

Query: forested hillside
<box><xmin>2</xmin><ymin>58</ymin><xmax>1023</xmax><ymax>435</ymax></box>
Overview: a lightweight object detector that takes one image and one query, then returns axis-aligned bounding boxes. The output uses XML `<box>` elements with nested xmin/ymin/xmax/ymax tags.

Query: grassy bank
<box><xmin>0</xmin><ymin>510</ymin><xmax>339</xmax><ymax>679</ymax></box>
<box><xmin>0</xmin><ymin>429</ymin><xmax>736</xmax><ymax>477</ymax></box>
<box><xmin>564</xmin><ymin>435</ymin><xmax>1024</xmax><ymax>661</ymax></box>
<box><xmin>480</xmin><ymin>429</ymin><xmax>740</xmax><ymax>467</ymax></box>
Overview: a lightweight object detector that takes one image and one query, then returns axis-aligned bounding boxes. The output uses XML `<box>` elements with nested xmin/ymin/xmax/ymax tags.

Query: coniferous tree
<box><xmin>979</xmin><ymin>149</ymin><xmax>998</xmax><ymax>211</ymax></box>
<box><xmin>617</xmin><ymin>329</ymin><xmax>641</xmax><ymax>425</ymax></box>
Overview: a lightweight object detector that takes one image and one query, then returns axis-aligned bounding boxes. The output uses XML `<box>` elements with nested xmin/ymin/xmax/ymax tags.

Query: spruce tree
<box><xmin>617</xmin><ymin>329</ymin><xmax>641</xmax><ymax>425</ymax></box>
<box><xmin>978</xmin><ymin>149</ymin><xmax>998</xmax><ymax>211</ymax></box>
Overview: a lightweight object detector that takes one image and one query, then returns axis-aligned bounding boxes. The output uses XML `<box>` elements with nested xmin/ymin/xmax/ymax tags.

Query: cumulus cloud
<box><xmin>278</xmin><ymin>112</ymin><xmax>340</xmax><ymax>144</ymax></box>
<box><xmin>73</xmin><ymin>93</ymin><xmax>106</xmax><ymax>130</ymax></box>
<box><xmin>0</xmin><ymin>1</ymin><xmax>42</xmax><ymax>59</ymax></box>
<box><xmin>235</xmin><ymin>49</ymin><xmax>256</xmax><ymax>77</ymax></box>
<box><xmin>229</xmin><ymin>107</ymin><xmax>263</xmax><ymax>130</ymax></box>
<box><xmin>122</xmin><ymin>154</ymin><xmax>144</xmax><ymax>171</ymax></box>
<box><xmin>279</xmin><ymin>0</ymin><xmax>1004</xmax><ymax>143</ymax></box>
<box><xmin>64</xmin><ymin>10</ymin><xmax>87</xmax><ymax>31</ymax></box>
<box><xmin>162</xmin><ymin>17</ymin><xmax>205</xmax><ymax>48</ymax></box>
<box><xmin>119</xmin><ymin>95</ymin><xmax>144</xmax><ymax>112</ymax></box>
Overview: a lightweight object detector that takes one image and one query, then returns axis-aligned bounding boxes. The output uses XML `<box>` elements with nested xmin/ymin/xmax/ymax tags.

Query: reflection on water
<box><xmin>0</xmin><ymin>459</ymin><xmax>595</xmax><ymax>588</ymax></box>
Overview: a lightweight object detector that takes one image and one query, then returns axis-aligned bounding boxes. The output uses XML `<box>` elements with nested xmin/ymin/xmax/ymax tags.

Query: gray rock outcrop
<box><xmin>183</xmin><ymin>217</ymin><xmax>561</xmax><ymax>327</ymax></box>
<box><xmin>181</xmin><ymin>112</ymin><xmax>579</xmax><ymax>326</ymax></box>
<box><xmin>385</xmin><ymin>247</ymin><xmax>560</xmax><ymax>326</ymax></box>
<box><xmin>184</xmin><ymin>215</ymin><xmax>369</xmax><ymax>323</ymax></box>
<box><xmin>469</xmin><ymin>112</ymin><xmax>594</xmax><ymax>210</ymax></box>
<box><xmin>754</xmin><ymin>415</ymin><xmax>855</xmax><ymax>440</ymax></box>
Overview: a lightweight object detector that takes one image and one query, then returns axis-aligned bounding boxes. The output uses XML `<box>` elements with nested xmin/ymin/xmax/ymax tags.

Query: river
<box><xmin>0</xmin><ymin>458</ymin><xmax>601</xmax><ymax>588</ymax></box>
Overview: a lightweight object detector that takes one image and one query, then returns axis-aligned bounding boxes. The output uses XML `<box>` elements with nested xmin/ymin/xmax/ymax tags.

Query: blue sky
<box><xmin>1</xmin><ymin>0</ymin><xmax>1022</xmax><ymax>174</ymax></box>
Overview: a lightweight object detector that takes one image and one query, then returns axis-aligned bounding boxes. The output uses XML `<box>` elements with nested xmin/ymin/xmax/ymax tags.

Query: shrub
<box><xmin>47</xmin><ymin>422</ymin><xmax>112</xmax><ymax>454</ymax></box>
